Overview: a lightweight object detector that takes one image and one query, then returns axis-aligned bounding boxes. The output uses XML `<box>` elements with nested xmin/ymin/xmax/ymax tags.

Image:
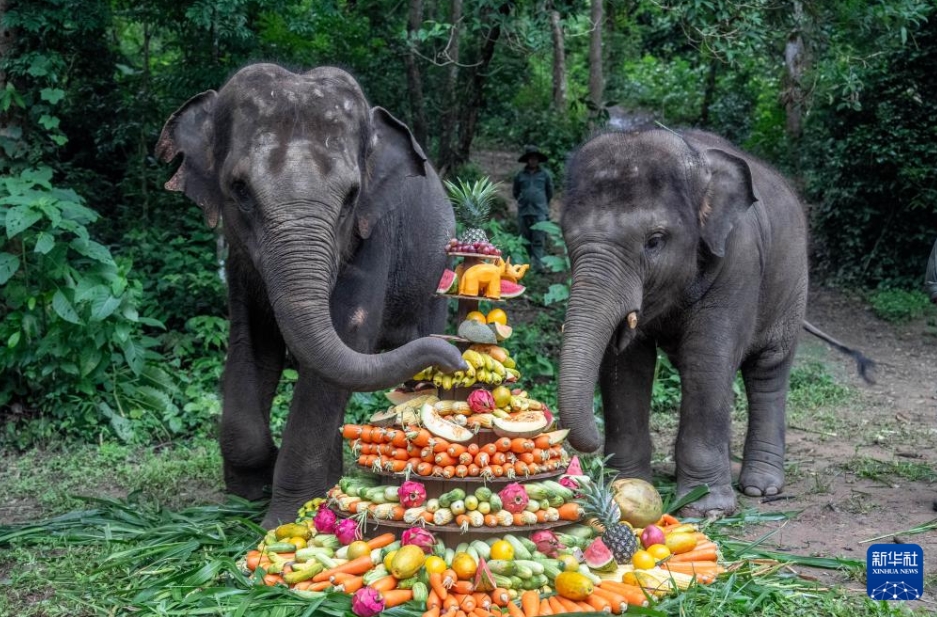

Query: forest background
<box><xmin>1</xmin><ymin>0</ymin><xmax>935</xmax><ymax>449</ymax></box>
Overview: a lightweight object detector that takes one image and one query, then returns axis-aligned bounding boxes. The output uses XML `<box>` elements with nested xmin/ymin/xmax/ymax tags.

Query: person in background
<box><xmin>513</xmin><ymin>145</ymin><xmax>553</xmax><ymax>273</ymax></box>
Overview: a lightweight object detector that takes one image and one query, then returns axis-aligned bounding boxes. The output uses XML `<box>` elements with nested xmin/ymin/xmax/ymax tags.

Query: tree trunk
<box><xmin>404</xmin><ymin>0</ymin><xmax>428</xmax><ymax>148</ymax></box>
<box><xmin>0</xmin><ymin>0</ymin><xmax>21</xmax><ymax>162</ymax></box>
<box><xmin>549</xmin><ymin>6</ymin><xmax>567</xmax><ymax>112</ymax></box>
<box><xmin>783</xmin><ymin>0</ymin><xmax>806</xmax><ymax>140</ymax></box>
<box><xmin>436</xmin><ymin>0</ymin><xmax>462</xmax><ymax>174</ymax></box>
<box><xmin>699</xmin><ymin>58</ymin><xmax>718</xmax><ymax>126</ymax></box>
<box><xmin>454</xmin><ymin>2</ymin><xmax>510</xmax><ymax>168</ymax></box>
<box><xmin>588</xmin><ymin>0</ymin><xmax>603</xmax><ymax>125</ymax></box>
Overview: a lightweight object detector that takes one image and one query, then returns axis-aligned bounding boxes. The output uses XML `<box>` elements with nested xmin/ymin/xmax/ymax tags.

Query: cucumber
<box><xmin>313</xmin><ymin>554</ymin><xmax>338</xmax><ymax>569</ymax></box>
<box><xmin>514</xmin><ymin>560</ymin><xmax>544</xmax><ymax>575</ymax></box>
<box><xmin>542</xmin><ymin>562</ymin><xmax>562</xmax><ymax>580</ymax></box>
<box><xmin>364</xmin><ymin>565</ymin><xmax>388</xmax><ymax>585</ymax></box>
<box><xmin>283</xmin><ymin>561</ymin><xmax>323</xmax><ymax>584</ymax></box>
<box><xmin>488</xmin><ymin>495</ymin><xmax>503</xmax><ymax>512</ymax></box>
<box><xmin>519</xmin><ymin>537</ymin><xmax>537</xmax><ymax>554</ymax></box>
<box><xmin>524</xmin><ymin>483</ymin><xmax>548</xmax><ymax>500</ymax></box>
<box><xmin>294</xmin><ymin>547</ymin><xmax>334</xmax><ymax>562</ymax></box>
<box><xmin>543</xmin><ymin>480</ymin><xmax>575</xmax><ymax>500</ymax></box>
<box><xmin>486</xmin><ymin>560</ymin><xmax>516</xmax><ymax>576</ymax></box>
<box><xmin>412</xmin><ymin>581</ymin><xmax>429</xmax><ymax>603</ymax></box>
<box><xmin>485</xmin><ymin>537</ymin><xmax>500</xmax><ymax>547</ymax></box>
<box><xmin>524</xmin><ymin>499</ymin><xmax>540</xmax><ymax>512</ymax></box>
<box><xmin>426</xmin><ymin>498</ymin><xmax>440</xmax><ymax>513</ymax></box>
<box><xmin>444</xmin><ymin>548</ymin><xmax>455</xmax><ymax>566</ymax></box>
<box><xmin>562</xmin><ymin>524</ymin><xmax>595</xmax><ymax>539</ymax></box>
<box><xmin>471</xmin><ymin>540</ymin><xmax>491</xmax><ymax>561</ymax></box>
<box><xmin>263</xmin><ymin>541</ymin><xmax>297</xmax><ymax>553</ymax></box>
<box><xmin>513</xmin><ymin>563</ymin><xmax>533</xmax><ymax>579</ymax></box>
<box><xmin>335</xmin><ymin>546</ymin><xmax>349</xmax><ymax>560</ymax></box>
<box><xmin>474</xmin><ymin>486</ymin><xmax>493</xmax><ymax>502</ymax></box>
<box><xmin>503</xmin><ymin>535</ymin><xmax>532</xmax><ymax>560</ymax></box>
<box><xmin>466</xmin><ymin>546</ymin><xmax>479</xmax><ymax>562</ymax></box>
<box><xmin>493</xmin><ymin>574</ymin><xmax>514</xmax><ymax>589</ymax></box>
<box><xmin>577</xmin><ymin>564</ymin><xmax>601</xmax><ymax>585</ymax></box>
<box><xmin>380</xmin><ymin>541</ymin><xmax>401</xmax><ymax>559</ymax></box>
<box><xmin>312</xmin><ymin>534</ymin><xmax>340</xmax><ymax>549</ymax></box>
<box><xmin>396</xmin><ymin>577</ymin><xmax>418</xmax><ymax>589</ymax></box>
<box><xmin>455</xmin><ymin>543</ymin><xmax>469</xmax><ymax>555</ymax></box>
<box><xmin>383</xmin><ymin>486</ymin><xmax>401</xmax><ymax>502</ymax></box>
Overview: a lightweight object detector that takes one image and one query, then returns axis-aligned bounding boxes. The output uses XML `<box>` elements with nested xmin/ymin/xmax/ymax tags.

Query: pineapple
<box><xmin>576</xmin><ymin>468</ymin><xmax>639</xmax><ymax>563</ymax></box>
<box><xmin>445</xmin><ymin>177</ymin><xmax>498</xmax><ymax>245</ymax></box>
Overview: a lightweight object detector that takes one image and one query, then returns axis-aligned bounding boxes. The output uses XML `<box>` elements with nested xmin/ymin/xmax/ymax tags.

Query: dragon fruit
<box><xmin>467</xmin><ymin>389</ymin><xmax>496</xmax><ymax>414</ymax></box>
<box><xmin>398</xmin><ymin>480</ymin><xmax>427</xmax><ymax>508</ymax></box>
<box><xmin>401</xmin><ymin>527</ymin><xmax>436</xmax><ymax>554</ymax></box>
<box><xmin>530</xmin><ymin>529</ymin><xmax>566</xmax><ymax>557</ymax></box>
<box><xmin>498</xmin><ymin>482</ymin><xmax>529</xmax><ymax>514</ymax></box>
<box><xmin>335</xmin><ymin>518</ymin><xmax>362</xmax><ymax>545</ymax></box>
<box><xmin>559</xmin><ymin>476</ymin><xmax>583</xmax><ymax>497</ymax></box>
<box><xmin>351</xmin><ymin>586</ymin><xmax>385</xmax><ymax>617</ymax></box>
<box><xmin>313</xmin><ymin>507</ymin><xmax>337</xmax><ymax>534</ymax></box>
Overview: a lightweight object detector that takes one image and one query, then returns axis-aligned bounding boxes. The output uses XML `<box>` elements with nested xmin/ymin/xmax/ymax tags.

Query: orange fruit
<box><xmin>490</xmin><ymin>540</ymin><xmax>514</xmax><ymax>560</ymax></box>
<box><xmin>631</xmin><ymin>550</ymin><xmax>656</xmax><ymax>570</ymax></box>
<box><xmin>486</xmin><ymin>308</ymin><xmax>508</xmax><ymax>325</ymax></box>
<box><xmin>466</xmin><ymin>311</ymin><xmax>487</xmax><ymax>324</ymax></box>
<box><xmin>451</xmin><ymin>552</ymin><xmax>477</xmax><ymax>580</ymax></box>
<box><xmin>646</xmin><ymin>544</ymin><xmax>671</xmax><ymax>560</ymax></box>
<box><xmin>424</xmin><ymin>555</ymin><xmax>447</xmax><ymax>575</ymax></box>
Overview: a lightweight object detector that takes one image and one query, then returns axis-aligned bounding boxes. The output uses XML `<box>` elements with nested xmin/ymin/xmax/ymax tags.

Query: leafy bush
<box><xmin>867</xmin><ymin>288</ymin><xmax>932</xmax><ymax>323</ymax></box>
<box><xmin>0</xmin><ymin>167</ymin><xmax>173</xmax><ymax>447</ymax></box>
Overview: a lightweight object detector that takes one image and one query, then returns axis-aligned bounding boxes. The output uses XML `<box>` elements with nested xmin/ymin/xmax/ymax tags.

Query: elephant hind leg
<box><xmin>738</xmin><ymin>347</ymin><xmax>795</xmax><ymax>497</ymax></box>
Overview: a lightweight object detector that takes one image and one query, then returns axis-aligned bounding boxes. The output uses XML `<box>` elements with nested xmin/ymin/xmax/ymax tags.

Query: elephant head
<box><xmin>558</xmin><ymin>130</ymin><xmax>757</xmax><ymax>452</ymax></box>
<box><xmin>156</xmin><ymin>64</ymin><xmax>463</xmax><ymax>391</ymax></box>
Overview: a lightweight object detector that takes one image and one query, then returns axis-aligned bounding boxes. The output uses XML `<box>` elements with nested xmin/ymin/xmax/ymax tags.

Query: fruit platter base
<box><xmin>358</xmin><ymin>467</ymin><xmax>564</xmax><ymax>484</ymax></box>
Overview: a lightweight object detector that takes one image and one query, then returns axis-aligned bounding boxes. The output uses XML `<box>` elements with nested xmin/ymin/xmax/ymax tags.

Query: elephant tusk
<box><xmin>627</xmin><ymin>311</ymin><xmax>638</xmax><ymax>329</ymax></box>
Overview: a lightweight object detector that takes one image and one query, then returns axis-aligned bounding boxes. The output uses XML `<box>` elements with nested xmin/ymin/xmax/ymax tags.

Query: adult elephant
<box><xmin>558</xmin><ymin>129</ymin><xmax>870</xmax><ymax>517</ymax></box>
<box><xmin>156</xmin><ymin>64</ymin><xmax>464</xmax><ymax>527</ymax></box>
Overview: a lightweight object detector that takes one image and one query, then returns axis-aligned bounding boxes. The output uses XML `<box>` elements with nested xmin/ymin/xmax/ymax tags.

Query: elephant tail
<box><xmin>802</xmin><ymin>321</ymin><xmax>876</xmax><ymax>384</ymax></box>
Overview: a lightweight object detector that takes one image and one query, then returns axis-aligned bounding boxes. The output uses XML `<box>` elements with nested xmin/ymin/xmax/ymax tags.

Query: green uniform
<box><xmin>513</xmin><ymin>167</ymin><xmax>553</xmax><ymax>270</ymax></box>
<box><xmin>926</xmin><ymin>238</ymin><xmax>937</xmax><ymax>302</ymax></box>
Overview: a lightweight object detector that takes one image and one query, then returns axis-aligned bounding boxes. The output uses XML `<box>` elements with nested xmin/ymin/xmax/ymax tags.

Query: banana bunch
<box><xmin>462</xmin><ymin>349</ymin><xmax>507</xmax><ymax>385</ymax></box>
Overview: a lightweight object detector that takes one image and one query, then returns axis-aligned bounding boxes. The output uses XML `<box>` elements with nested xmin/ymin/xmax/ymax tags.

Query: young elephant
<box><xmin>558</xmin><ymin>129</ymin><xmax>810</xmax><ymax>517</ymax></box>
<box><xmin>156</xmin><ymin>64</ymin><xmax>464</xmax><ymax>526</ymax></box>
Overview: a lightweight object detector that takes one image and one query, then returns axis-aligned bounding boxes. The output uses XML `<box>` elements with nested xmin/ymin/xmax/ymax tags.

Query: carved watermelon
<box><xmin>474</xmin><ymin>557</ymin><xmax>496</xmax><ymax>592</ymax></box>
<box><xmin>437</xmin><ymin>269</ymin><xmax>458</xmax><ymax>294</ymax></box>
<box><xmin>500</xmin><ymin>280</ymin><xmax>525</xmax><ymax>299</ymax></box>
<box><xmin>566</xmin><ymin>455</ymin><xmax>583</xmax><ymax>476</ymax></box>
<box><xmin>583</xmin><ymin>537</ymin><xmax>615</xmax><ymax>572</ymax></box>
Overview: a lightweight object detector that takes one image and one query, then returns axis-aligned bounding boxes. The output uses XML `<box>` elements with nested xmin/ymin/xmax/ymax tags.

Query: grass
<box><xmin>843</xmin><ymin>457</ymin><xmax>937</xmax><ymax>485</ymax></box>
<box><xmin>866</xmin><ymin>289</ymin><xmax>933</xmax><ymax>324</ymax></box>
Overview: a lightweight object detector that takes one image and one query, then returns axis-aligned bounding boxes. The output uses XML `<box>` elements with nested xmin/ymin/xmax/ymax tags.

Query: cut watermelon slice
<box><xmin>500</xmin><ymin>280</ymin><xmax>525</xmax><ymax>298</ymax></box>
<box><xmin>437</xmin><ymin>269</ymin><xmax>458</xmax><ymax>294</ymax></box>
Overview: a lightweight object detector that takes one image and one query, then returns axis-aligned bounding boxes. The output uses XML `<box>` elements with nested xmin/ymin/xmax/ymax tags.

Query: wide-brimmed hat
<box><xmin>518</xmin><ymin>145</ymin><xmax>548</xmax><ymax>163</ymax></box>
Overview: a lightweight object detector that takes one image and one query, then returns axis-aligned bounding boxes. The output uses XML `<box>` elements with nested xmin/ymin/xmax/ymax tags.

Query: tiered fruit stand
<box><xmin>333</xmin><ymin>248</ymin><xmax>577</xmax><ymax>547</ymax></box>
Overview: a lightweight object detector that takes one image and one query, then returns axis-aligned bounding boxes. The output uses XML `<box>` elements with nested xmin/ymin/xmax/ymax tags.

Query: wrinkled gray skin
<box><xmin>559</xmin><ymin>129</ymin><xmax>808</xmax><ymax>517</ymax></box>
<box><xmin>156</xmin><ymin>64</ymin><xmax>464</xmax><ymax>527</ymax></box>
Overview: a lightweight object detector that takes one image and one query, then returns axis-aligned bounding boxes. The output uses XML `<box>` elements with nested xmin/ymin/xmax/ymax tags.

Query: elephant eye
<box><xmin>231</xmin><ymin>180</ymin><xmax>254</xmax><ymax>213</ymax></box>
<box><xmin>645</xmin><ymin>232</ymin><xmax>665</xmax><ymax>252</ymax></box>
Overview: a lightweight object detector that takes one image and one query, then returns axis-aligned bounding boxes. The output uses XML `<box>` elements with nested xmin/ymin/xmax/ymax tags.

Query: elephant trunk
<box><xmin>558</xmin><ymin>254</ymin><xmax>642</xmax><ymax>453</ymax></box>
<box><xmin>263</xmin><ymin>219</ymin><xmax>463</xmax><ymax>392</ymax></box>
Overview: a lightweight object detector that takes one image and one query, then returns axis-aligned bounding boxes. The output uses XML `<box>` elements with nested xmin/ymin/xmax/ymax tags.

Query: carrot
<box><xmin>292</xmin><ymin>580</ymin><xmax>313</xmax><ymax>591</ymax></box>
<box><xmin>366</xmin><ymin>533</ymin><xmax>397</xmax><ymax>550</ymax></box>
<box><xmin>331</xmin><ymin>572</ymin><xmax>357</xmax><ymax>584</ymax></box>
<box><xmin>428</xmin><ymin>589</ymin><xmax>442</xmax><ymax>609</ymax></box>
<box><xmin>246</xmin><ymin>550</ymin><xmax>262</xmax><ymax>571</ymax></box>
<box><xmin>491</xmin><ymin>465</ymin><xmax>504</xmax><ymax>477</ymax></box>
<box><xmin>423</xmin><ymin>609</ymin><xmax>441</xmax><ymax>617</ymax></box>
<box><xmin>459</xmin><ymin>594</ymin><xmax>477</xmax><ymax>612</ymax></box>
<box><xmin>512</xmin><ymin>512</ymin><xmax>525</xmax><ymax>526</ymax></box>
<box><xmin>455</xmin><ymin>612</ymin><xmax>468</xmax><ymax>617</ymax></box>
<box><xmin>660</xmin><ymin>561</ymin><xmax>723</xmax><ymax>574</ymax></box>
<box><xmin>555</xmin><ymin>596</ymin><xmax>582</xmax><ymax>613</ymax></box>
<box><xmin>474</xmin><ymin>592</ymin><xmax>491</xmax><ymax>609</ymax></box>
<box><xmin>494</xmin><ymin>437</ymin><xmax>512</xmax><ymax>452</ymax></box>
<box><xmin>444</xmin><ymin>595</ymin><xmax>461</xmax><ymax>611</ymax></box>
<box><xmin>491</xmin><ymin>588</ymin><xmax>511</xmax><ymax>607</ymax></box>
<box><xmin>456</xmin><ymin>465</ymin><xmax>470</xmax><ymax>478</ymax></box>
<box><xmin>263</xmin><ymin>573</ymin><xmax>285</xmax><ymax>586</ymax></box>
<box><xmin>481</xmin><ymin>443</ymin><xmax>497</xmax><ymax>456</ymax></box>
<box><xmin>342</xmin><ymin>424</ymin><xmax>363</xmax><ymax>439</ymax></box>
<box><xmin>417</xmin><ymin>462</ymin><xmax>434</xmax><ymax>476</ymax></box>
<box><xmin>598</xmin><ymin>582</ymin><xmax>651</xmax><ymax>607</ymax></box>
<box><xmin>505</xmin><ymin>601</ymin><xmax>525</xmax><ymax>617</ymax></box>
<box><xmin>312</xmin><ymin>555</ymin><xmax>376</xmax><ymax>582</ymax></box>
<box><xmin>687</xmin><ymin>541</ymin><xmax>718</xmax><ymax>553</ymax></box>
<box><xmin>557</xmin><ymin>503</ymin><xmax>583</xmax><ymax>521</ymax></box>
<box><xmin>574</xmin><ymin>601</ymin><xmax>593</xmax><ymax>612</ymax></box>
<box><xmin>547</xmin><ymin>596</ymin><xmax>566</xmax><ymax>614</ymax></box>
<box><xmin>590</xmin><ymin>587</ymin><xmax>628</xmax><ymax>613</ymax></box>
<box><xmin>430</xmin><ymin>572</ymin><xmax>448</xmax><ymax>601</ymax></box>
<box><xmin>538</xmin><ymin>598</ymin><xmax>552</xmax><ymax>615</ymax></box>
<box><xmin>308</xmin><ymin>581</ymin><xmax>333</xmax><ymax>591</ymax></box>
<box><xmin>370</xmin><ymin>574</ymin><xmax>398</xmax><ymax>593</ymax></box>
<box><xmin>448</xmin><ymin>443</ymin><xmax>468</xmax><ymax>457</ymax></box>
<box><xmin>669</xmin><ymin>547</ymin><xmax>718</xmax><ymax>562</ymax></box>
<box><xmin>443</xmin><ymin>569</ymin><xmax>458</xmax><ymax>588</ymax></box>
<box><xmin>382</xmin><ymin>589</ymin><xmax>414</xmax><ymax>608</ymax></box>
<box><xmin>520</xmin><ymin>590</ymin><xmax>540</xmax><ymax>617</ymax></box>
<box><xmin>452</xmin><ymin>581</ymin><xmax>476</xmax><ymax>595</ymax></box>
<box><xmin>472</xmin><ymin>608</ymin><xmax>493</xmax><ymax>617</ymax></box>
<box><xmin>340</xmin><ymin>576</ymin><xmax>365</xmax><ymax>593</ymax></box>
<box><xmin>658</xmin><ymin>513</ymin><xmax>680</xmax><ymax>526</ymax></box>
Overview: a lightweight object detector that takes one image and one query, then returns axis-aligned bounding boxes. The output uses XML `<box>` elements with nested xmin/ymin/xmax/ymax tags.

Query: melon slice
<box><xmin>500</xmin><ymin>280</ymin><xmax>525</xmax><ymax>299</ymax></box>
<box><xmin>420</xmin><ymin>403</ymin><xmax>474</xmax><ymax>443</ymax></box>
<box><xmin>458</xmin><ymin>320</ymin><xmax>498</xmax><ymax>344</ymax></box>
<box><xmin>437</xmin><ymin>269</ymin><xmax>458</xmax><ymax>294</ymax></box>
<box><xmin>385</xmin><ymin>387</ymin><xmax>438</xmax><ymax>405</ymax></box>
<box><xmin>370</xmin><ymin>408</ymin><xmax>399</xmax><ymax>427</ymax></box>
<box><xmin>490</xmin><ymin>323</ymin><xmax>513</xmax><ymax>341</ymax></box>
<box><xmin>541</xmin><ymin>429</ymin><xmax>569</xmax><ymax>445</ymax></box>
<box><xmin>492</xmin><ymin>411</ymin><xmax>548</xmax><ymax>438</ymax></box>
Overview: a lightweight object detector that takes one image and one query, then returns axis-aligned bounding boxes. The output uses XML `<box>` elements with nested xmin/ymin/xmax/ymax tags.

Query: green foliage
<box><xmin>786</xmin><ymin>360</ymin><xmax>851</xmax><ymax>412</ymax></box>
<box><xmin>0</xmin><ymin>167</ymin><xmax>175</xmax><ymax>447</ymax></box>
<box><xmin>867</xmin><ymin>288</ymin><xmax>932</xmax><ymax>323</ymax></box>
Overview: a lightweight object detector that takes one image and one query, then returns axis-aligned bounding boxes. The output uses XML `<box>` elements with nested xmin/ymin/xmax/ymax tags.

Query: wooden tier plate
<box><xmin>446</xmin><ymin>252</ymin><xmax>501</xmax><ymax>261</ymax></box>
<box><xmin>356</xmin><ymin>465</ymin><xmax>565</xmax><ymax>484</ymax></box>
<box><xmin>338</xmin><ymin>510</ymin><xmax>575</xmax><ymax>536</ymax></box>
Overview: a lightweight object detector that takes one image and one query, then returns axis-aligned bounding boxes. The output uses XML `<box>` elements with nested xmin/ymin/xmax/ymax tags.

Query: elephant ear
<box><xmin>698</xmin><ymin>148</ymin><xmax>757</xmax><ymax>257</ymax></box>
<box><xmin>155</xmin><ymin>91</ymin><xmax>221</xmax><ymax>228</ymax></box>
<box><xmin>357</xmin><ymin>106</ymin><xmax>428</xmax><ymax>239</ymax></box>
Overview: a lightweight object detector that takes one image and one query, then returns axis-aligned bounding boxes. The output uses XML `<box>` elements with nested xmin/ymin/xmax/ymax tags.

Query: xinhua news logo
<box><xmin>866</xmin><ymin>544</ymin><xmax>924</xmax><ymax>601</ymax></box>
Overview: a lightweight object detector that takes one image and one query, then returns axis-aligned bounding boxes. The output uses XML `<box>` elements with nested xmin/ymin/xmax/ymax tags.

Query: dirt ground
<box><xmin>719</xmin><ymin>286</ymin><xmax>937</xmax><ymax>597</ymax></box>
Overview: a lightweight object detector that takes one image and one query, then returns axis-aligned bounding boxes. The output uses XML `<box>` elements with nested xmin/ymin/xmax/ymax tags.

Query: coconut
<box><xmin>610</xmin><ymin>478</ymin><xmax>664</xmax><ymax>528</ymax></box>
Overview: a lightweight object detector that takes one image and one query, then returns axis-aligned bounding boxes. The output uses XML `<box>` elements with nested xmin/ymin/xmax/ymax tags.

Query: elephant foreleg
<box><xmin>673</xmin><ymin>343</ymin><xmax>740</xmax><ymax>518</ymax></box>
<box><xmin>221</xmin><ymin>265</ymin><xmax>285</xmax><ymax>501</ymax></box>
<box><xmin>738</xmin><ymin>348</ymin><xmax>795</xmax><ymax>497</ymax></box>
<box><xmin>598</xmin><ymin>336</ymin><xmax>657</xmax><ymax>480</ymax></box>
<box><xmin>263</xmin><ymin>372</ymin><xmax>350</xmax><ymax>528</ymax></box>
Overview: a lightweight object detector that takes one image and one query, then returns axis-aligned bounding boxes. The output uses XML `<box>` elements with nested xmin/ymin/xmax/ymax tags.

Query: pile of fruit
<box><xmin>243</xmin><ymin>477</ymin><xmax>726</xmax><ymax>616</ymax></box>
<box><xmin>328</xmin><ymin>478</ymin><xmax>584</xmax><ymax>527</ymax></box>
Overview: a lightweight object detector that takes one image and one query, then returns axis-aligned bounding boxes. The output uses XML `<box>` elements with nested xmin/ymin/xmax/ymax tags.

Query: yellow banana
<box><xmin>502</xmin><ymin>357</ymin><xmax>516</xmax><ymax>369</ymax></box>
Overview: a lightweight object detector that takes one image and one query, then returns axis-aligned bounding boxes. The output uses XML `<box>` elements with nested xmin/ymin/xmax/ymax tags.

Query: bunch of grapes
<box><xmin>446</xmin><ymin>238</ymin><xmax>502</xmax><ymax>256</ymax></box>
